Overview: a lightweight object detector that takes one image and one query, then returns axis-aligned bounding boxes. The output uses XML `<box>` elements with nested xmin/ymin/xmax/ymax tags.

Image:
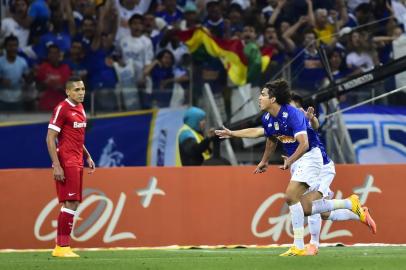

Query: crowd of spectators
<box><xmin>0</xmin><ymin>0</ymin><xmax>405</xmax><ymax>113</ymax></box>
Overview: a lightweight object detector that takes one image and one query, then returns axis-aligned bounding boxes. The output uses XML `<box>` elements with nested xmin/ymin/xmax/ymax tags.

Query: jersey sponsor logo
<box><xmin>73</xmin><ymin>122</ymin><xmax>87</xmax><ymax>128</ymax></box>
<box><xmin>276</xmin><ymin>135</ymin><xmax>296</xmax><ymax>143</ymax></box>
<box><xmin>274</xmin><ymin>122</ymin><xmax>279</xmax><ymax>130</ymax></box>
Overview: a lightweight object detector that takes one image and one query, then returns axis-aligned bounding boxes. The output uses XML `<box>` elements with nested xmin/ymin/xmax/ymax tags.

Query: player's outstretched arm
<box><xmin>83</xmin><ymin>145</ymin><xmax>96</xmax><ymax>174</ymax></box>
<box><xmin>215</xmin><ymin>126</ymin><xmax>264</xmax><ymax>139</ymax></box>
<box><xmin>46</xmin><ymin>129</ymin><xmax>65</xmax><ymax>182</ymax></box>
<box><xmin>254</xmin><ymin>137</ymin><xmax>277</xmax><ymax>174</ymax></box>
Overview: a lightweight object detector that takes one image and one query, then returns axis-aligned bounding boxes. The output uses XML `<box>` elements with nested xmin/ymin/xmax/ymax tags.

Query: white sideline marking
<box><xmin>1</xmin><ymin>243</ymin><xmax>406</xmax><ymax>253</ymax></box>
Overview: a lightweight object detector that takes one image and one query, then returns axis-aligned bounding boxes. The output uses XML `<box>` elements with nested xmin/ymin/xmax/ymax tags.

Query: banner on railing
<box><xmin>343</xmin><ymin>105</ymin><xmax>406</xmax><ymax>163</ymax></box>
<box><xmin>0</xmin><ymin>165</ymin><xmax>402</xmax><ymax>249</ymax></box>
<box><xmin>149</xmin><ymin>107</ymin><xmax>186</xmax><ymax>166</ymax></box>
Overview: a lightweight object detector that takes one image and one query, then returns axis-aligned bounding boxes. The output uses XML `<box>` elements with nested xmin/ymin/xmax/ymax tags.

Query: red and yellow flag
<box><xmin>178</xmin><ymin>27</ymin><xmax>272</xmax><ymax>86</ymax></box>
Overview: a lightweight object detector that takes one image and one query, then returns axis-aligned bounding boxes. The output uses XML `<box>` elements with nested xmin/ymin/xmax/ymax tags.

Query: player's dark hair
<box><xmin>66</xmin><ymin>76</ymin><xmax>83</xmax><ymax>89</ymax></box>
<box><xmin>4</xmin><ymin>35</ymin><xmax>19</xmax><ymax>47</ymax></box>
<box><xmin>263</xmin><ymin>79</ymin><xmax>291</xmax><ymax>105</ymax></box>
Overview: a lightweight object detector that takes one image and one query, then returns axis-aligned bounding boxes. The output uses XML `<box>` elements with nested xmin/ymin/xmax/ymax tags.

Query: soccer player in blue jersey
<box><xmin>290</xmin><ymin>94</ymin><xmax>376</xmax><ymax>255</ymax></box>
<box><xmin>215</xmin><ymin>79</ymin><xmax>376</xmax><ymax>256</ymax></box>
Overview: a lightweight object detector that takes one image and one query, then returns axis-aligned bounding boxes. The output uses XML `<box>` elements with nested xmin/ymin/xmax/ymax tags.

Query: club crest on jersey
<box><xmin>274</xmin><ymin>122</ymin><xmax>279</xmax><ymax>130</ymax></box>
<box><xmin>282</xmin><ymin>112</ymin><xmax>288</xmax><ymax>118</ymax></box>
<box><xmin>73</xmin><ymin>122</ymin><xmax>87</xmax><ymax>128</ymax></box>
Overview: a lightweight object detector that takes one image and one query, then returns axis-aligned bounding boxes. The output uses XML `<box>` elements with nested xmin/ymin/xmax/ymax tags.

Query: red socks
<box><xmin>56</xmin><ymin>207</ymin><xmax>76</xmax><ymax>247</ymax></box>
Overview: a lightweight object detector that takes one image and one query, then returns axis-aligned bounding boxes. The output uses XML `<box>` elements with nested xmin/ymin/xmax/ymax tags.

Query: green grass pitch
<box><xmin>1</xmin><ymin>247</ymin><xmax>405</xmax><ymax>270</ymax></box>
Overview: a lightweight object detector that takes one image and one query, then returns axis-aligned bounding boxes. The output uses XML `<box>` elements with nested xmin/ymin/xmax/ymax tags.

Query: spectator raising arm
<box><xmin>268</xmin><ymin>0</ymin><xmax>286</xmax><ymax>25</ymax></box>
<box><xmin>334</xmin><ymin>0</ymin><xmax>348</xmax><ymax>30</ymax></box>
<box><xmin>282</xmin><ymin>16</ymin><xmax>308</xmax><ymax>52</ymax></box>
<box><xmin>61</xmin><ymin>0</ymin><xmax>76</xmax><ymax>37</ymax></box>
<box><xmin>306</xmin><ymin>0</ymin><xmax>315</xmax><ymax>27</ymax></box>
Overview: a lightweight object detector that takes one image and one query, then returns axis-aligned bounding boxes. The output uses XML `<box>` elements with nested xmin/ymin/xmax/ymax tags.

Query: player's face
<box><xmin>66</xmin><ymin>81</ymin><xmax>85</xmax><ymax>104</ymax></box>
<box><xmin>258</xmin><ymin>88</ymin><xmax>275</xmax><ymax>111</ymax></box>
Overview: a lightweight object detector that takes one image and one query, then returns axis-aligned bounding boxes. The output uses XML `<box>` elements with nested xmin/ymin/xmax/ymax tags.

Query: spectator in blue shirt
<box><xmin>64</xmin><ymin>39</ymin><xmax>87</xmax><ymax>80</ymax></box>
<box><xmin>155</xmin><ymin>0</ymin><xmax>183</xmax><ymax>26</ymax></box>
<box><xmin>84</xmin><ymin>33</ymin><xmax>117</xmax><ymax>92</ymax></box>
<box><xmin>291</xmin><ymin>29</ymin><xmax>326</xmax><ymax>93</ymax></box>
<box><xmin>346</xmin><ymin>3</ymin><xmax>373</xmax><ymax>28</ymax></box>
<box><xmin>225</xmin><ymin>2</ymin><xmax>244</xmax><ymax>39</ymax></box>
<box><xmin>73</xmin><ymin>16</ymin><xmax>97</xmax><ymax>53</ymax></box>
<box><xmin>27</xmin><ymin>0</ymin><xmax>50</xmax><ymax>43</ymax></box>
<box><xmin>143</xmin><ymin>49</ymin><xmax>188</xmax><ymax>108</ymax></box>
<box><xmin>83</xmin><ymin>32</ymin><xmax>118</xmax><ymax>111</ymax></box>
<box><xmin>33</xmin><ymin>7</ymin><xmax>71</xmax><ymax>60</ymax></box>
<box><xmin>203</xmin><ymin>0</ymin><xmax>225</xmax><ymax>38</ymax></box>
<box><xmin>328</xmin><ymin>49</ymin><xmax>349</xmax><ymax>82</ymax></box>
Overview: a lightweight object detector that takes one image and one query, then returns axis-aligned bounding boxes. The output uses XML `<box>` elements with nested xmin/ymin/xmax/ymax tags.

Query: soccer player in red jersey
<box><xmin>46</xmin><ymin>76</ymin><xmax>95</xmax><ymax>258</ymax></box>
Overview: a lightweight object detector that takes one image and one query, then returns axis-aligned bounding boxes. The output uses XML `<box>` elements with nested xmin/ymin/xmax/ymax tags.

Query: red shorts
<box><xmin>55</xmin><ymin>166</ymin><xmax>83</xmax><ymax>203</ymax></box>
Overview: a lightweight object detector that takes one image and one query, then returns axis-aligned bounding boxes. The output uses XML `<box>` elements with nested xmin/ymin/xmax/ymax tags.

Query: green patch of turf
<box><xmin>1</xmin><ymin>247</ymin><xmax>405</xmax><ymax>270</ymax></box>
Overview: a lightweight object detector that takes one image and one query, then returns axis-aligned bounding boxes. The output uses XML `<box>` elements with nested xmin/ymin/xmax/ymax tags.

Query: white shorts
<box><xmin>290</xmin><ymin>147</ymin><xmax>323</xmax><ymax>189</ymax></box>
<box><xmin>314</xmin><ymin>160</ymin><xmax>336</xmax><ymax>198</ymax></box>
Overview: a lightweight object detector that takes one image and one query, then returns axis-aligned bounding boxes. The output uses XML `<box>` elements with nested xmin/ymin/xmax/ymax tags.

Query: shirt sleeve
<box><xmin>288</xmin><ymin>108</ymin><xmax>307</xmax><ymax>137</ymax></box>
<box><xmin>48</xmin><ymin>104</ymin><xmax>66</xmax><ymax>132</ymax></box>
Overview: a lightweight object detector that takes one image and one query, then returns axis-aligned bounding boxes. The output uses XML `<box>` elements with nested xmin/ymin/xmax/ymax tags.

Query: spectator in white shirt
<box><xmin>346</xmin><ymin>31</ymin><xmax>378</xmax><ymax>73</ymax></box>
<box><xmin>1</xmin><ymin>0</ymin><xmax>30</xmax><ymax>48</ymax></box>
<box><xmin>119</xmin><ymin>14</ymin><xmax>154</xmax><ymax>86</ymax></box>
<box><xmin>114</xmin><ymin>0</ymin><xmax>153</xmax><ymax>41</ymax></box>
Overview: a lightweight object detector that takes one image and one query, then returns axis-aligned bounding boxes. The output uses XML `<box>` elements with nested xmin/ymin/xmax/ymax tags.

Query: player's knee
<box><xmin>64</xmin><ymin>200</ymin><xmax>79</xmax><ymax>211</ymax></box>
<box><xmin>300</xmin><ymin>198</ymin><xmax>312</xmax><ymax>216</ymax></box>
<box><xmin>285</xmin><ymin>193</ymin><xmax>300</xmax><ymax>206</ymax></box>
<box><xmin>285</xmin><ymin>187</ymin><xmax>302</xmax><ymax>206</ymax></box>
<box><xmin>320</xmin><ymin>212</ymin><xmax>330</xmax><ymax>220</ymax></box>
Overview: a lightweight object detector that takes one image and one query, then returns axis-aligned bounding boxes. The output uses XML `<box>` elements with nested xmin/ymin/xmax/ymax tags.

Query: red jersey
<box><xmin>48</xmin><ymin>99</ymin><xmax>87</xmax><ymax>167</ymax></box>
